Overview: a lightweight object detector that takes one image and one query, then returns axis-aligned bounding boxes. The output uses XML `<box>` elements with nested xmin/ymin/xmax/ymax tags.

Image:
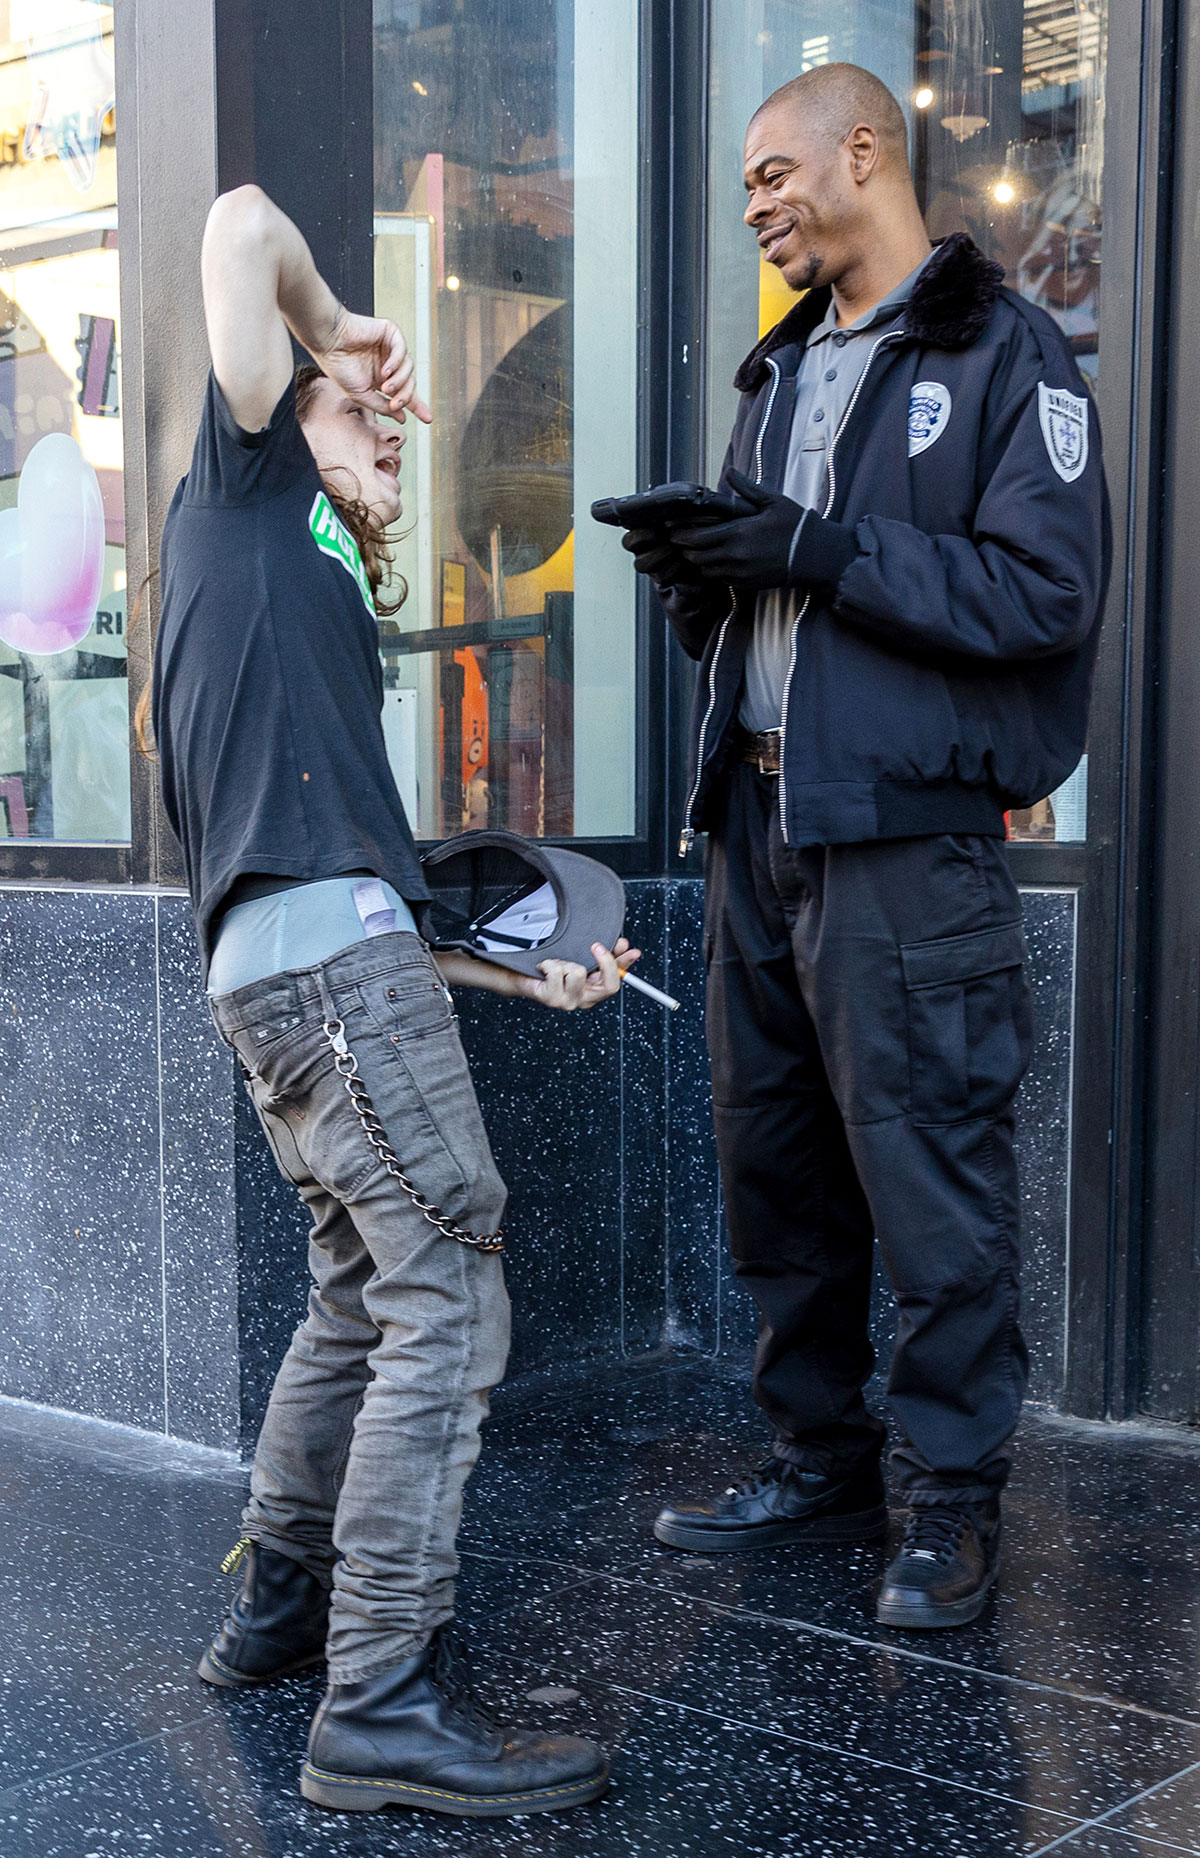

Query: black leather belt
<box><xmin>734</xmin><ymin>728</ymin><xmax>783</xmax><ymax>775</ymax></box>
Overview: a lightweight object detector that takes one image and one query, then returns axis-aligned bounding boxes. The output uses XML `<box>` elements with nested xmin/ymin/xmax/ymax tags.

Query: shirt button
<box><xmin>833</xmin><ymin>332</ymin><xmax>848</xmax><ymax>347</ymax></box>
<box><xmin>824</xmin><ymin>369</ymin><xmax>838</xmax><ymax>382</ymax></box>
<box><xmin>812</xmin><ymin>409</ymin><xmax>825</xmax><ymax>423</ymax></box>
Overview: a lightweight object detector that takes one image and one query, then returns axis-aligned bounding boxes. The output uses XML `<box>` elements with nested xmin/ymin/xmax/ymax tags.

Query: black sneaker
<box><xmin>876</xmin><ymin>1500</ymin><xmax>1001</xmax><ymax>1630</ymax></box>
<box><xmin>653</xmin><ymin>1456</ymin><xmax>888</xmax><ymax>1553</ymax></box>
<box><xmin>301</xmin><ymin>1625</ymin><xmax>609</xmax><ymax>1818</ymax></box>
<box><xmin>198</xmin><ymin>1539</ymin><xmax>329</xmax><ymax>1688</ymax></box>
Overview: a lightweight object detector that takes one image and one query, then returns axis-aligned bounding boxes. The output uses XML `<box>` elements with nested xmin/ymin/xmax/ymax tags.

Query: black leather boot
<box><xmin>876</xmin><ymin>1499</ymin><xmax>1002</xmax><ymax>1629</ymax></box>
<box><xmin>301</xmin><ymin>1625</ymin><xmax>609</xmax><ymax>1818</ymax></box>
<box><xmin>653</xmin><ymin>1455</ymin><xmax>888</xmax><ymax>1553</ymax></box>
<box><xmin>198</xmin><ymin>1539</ymin><xmax>329</xmax><ymax>1688</ymax></box>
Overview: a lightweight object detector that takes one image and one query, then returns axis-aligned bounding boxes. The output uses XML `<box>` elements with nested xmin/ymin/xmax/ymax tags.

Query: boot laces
<box><xmin>430</xmin><ymin>1627</ymin><xmax>497</xmax><ymax>1731</ymax></box>
<box><xmin>902</xmin><ymin>1506</ymin><xmax>972</xmax><ymax>1565</ymax></box>
<box><xmin>727</xmin><ymin>1457</ymin><xmax>784</xmax><ymax>1500</ymax></box>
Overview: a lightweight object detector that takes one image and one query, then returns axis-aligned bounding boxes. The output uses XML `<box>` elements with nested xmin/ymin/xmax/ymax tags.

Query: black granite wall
<box><xmin>0</xmin><ymin>881</ymin><xmax>1076</xmax><ymax>1451</ymax></box>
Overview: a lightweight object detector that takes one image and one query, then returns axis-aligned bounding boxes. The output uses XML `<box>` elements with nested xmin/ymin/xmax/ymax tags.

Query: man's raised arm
<box><xmin>200</xmin><ymin>185</ymin><xmax>431</xmax><ymax>431</ymax></box>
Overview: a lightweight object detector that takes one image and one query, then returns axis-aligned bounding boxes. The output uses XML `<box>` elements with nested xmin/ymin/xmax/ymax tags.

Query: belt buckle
<box><xmin>756</xmin><ymin>733</ymin><xmax>780</xmax><ymax>776</ymax></box>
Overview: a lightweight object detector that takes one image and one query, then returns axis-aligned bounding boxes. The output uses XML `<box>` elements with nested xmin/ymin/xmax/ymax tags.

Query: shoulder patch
<box><xmin>309</xmin><ymin>490</ymin><xmax>375</xmax><ymax>613</ymax></box>
<box><xmin>908</xmin><ymin>382</ymin><xmax>952</xmax><ymax>457</ymax></box>
<box><xmin>1037</xmin><ymin>383</ymin><xmax>1089</xmax><ymax>484</ymax></box>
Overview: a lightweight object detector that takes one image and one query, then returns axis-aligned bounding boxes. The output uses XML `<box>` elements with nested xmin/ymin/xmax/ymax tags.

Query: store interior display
<box><xmin>0</xmin><ymin>1</ymin><xmax>128</xmax><ymax>844</ymax></box>
<box><xmin>374</xmin><ymin>0</ymin><xmax>637</xmax><ymax>844</ymax></box>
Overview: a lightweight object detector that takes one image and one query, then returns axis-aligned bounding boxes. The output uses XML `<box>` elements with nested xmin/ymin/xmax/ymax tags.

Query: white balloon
<box><xmin>0</xmin><ymin>434</ymin><xmax>106</xmax><ymax>656</ymax></box>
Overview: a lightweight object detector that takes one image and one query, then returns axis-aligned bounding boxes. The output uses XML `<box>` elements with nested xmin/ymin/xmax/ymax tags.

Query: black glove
<box><xmin>621</xmin><ymin>526</ymin><xmax>702</xmax><ymax>588</ymax></box>
<box><xmin>673</xmin><ymin>467</ymin><xmax>858</xmax><ymax>591</ymax></box>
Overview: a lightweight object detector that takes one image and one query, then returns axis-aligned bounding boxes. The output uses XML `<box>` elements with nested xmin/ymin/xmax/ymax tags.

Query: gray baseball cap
<box><xmin>420</xmin><ymin>829</ymin><xmax>626</xmax><ymax>978</ymax></box>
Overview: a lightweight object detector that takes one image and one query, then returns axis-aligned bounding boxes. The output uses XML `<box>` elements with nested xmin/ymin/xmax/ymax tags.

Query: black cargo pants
<box><xmin>704</xmin><ymin>764</ymin><xmax>1033</xmax><ymax>1502</ymax></box>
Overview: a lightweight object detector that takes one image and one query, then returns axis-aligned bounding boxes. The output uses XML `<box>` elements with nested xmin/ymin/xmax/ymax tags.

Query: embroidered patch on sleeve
<box><xmin>1037</xmin><ymin>383</ymin><xmax>1089</xmax><ymax>484</ymax></box>
<box><xmin>309</xmin><ymin>490</ymin><xmax>375</xmax><ymax>613</ymax></box>
<box><xmin>908</xmin><ymin>382</ymin><xmax>952</xmax><ymax>456</ymax></box>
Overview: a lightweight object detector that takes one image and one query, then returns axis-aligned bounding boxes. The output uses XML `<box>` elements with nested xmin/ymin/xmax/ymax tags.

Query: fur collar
<box><xmin>733</xmin><ymin>233</ymin><xmax>1005</xmax><ymax>394</ymax></box>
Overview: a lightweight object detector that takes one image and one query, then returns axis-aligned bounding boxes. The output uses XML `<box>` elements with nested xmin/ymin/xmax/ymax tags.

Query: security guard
<box><xmin>626</xmin><ymin>64</ymin><xmax>1109</xmax><ymax>1627</ymax></box>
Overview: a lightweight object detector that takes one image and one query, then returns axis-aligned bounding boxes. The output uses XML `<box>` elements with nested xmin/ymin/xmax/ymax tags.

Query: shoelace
<box><xmin>726</xmin><ymin>1458</ymin><xmax>784</xmax><ymax>1500</ymax></box>
<box><xmin>901</xmin><ymin>1506</ymin><xmax>972</xmax><ymax>1565</ymax></box>
<box><xmin>430</xmin><ymin>1627</ymin><xmax>498</xmax><ymax>1731</ymax></box>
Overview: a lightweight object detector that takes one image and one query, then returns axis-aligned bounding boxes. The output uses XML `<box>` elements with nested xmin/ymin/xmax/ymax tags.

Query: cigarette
<box><xmin>619</xmin><ymin>970</ymin><xmax>680</xmax><ymax>1012</ymax></box>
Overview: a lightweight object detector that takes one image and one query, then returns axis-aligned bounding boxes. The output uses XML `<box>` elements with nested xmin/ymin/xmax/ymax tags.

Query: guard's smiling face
<box><xmin>742</xmin><ymin>106</ymin><xmax>854</xmax><ymax>292</ymax></box>
<box><xmin>298</xmin><ymin>376</ymin><xmax>404</xmax><ymax>525</ymax></box>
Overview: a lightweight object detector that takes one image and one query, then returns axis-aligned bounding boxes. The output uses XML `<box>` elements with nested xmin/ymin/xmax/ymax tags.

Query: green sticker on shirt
<box><xmin>308</xmin><ymin>490</ymin><xmax>374</xmax><ymax>613</ymax></box>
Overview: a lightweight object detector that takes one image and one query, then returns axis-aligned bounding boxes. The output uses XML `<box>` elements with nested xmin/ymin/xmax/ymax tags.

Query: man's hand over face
<box><xmin>523</xmin><ymin>939</ymin><xmax>641</xmax><ymax>1011</ymax></box>
<box><xmin>317</xmin><ymin>310</ymin><xmax>434</xmax><ymax>425</ymax></box>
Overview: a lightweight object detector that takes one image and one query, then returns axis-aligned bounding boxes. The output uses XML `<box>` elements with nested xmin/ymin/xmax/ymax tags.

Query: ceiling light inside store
<box><xmin>412</xmin><ymin>80</ymin><xmax>428</xmax><ymax>96</ymax></box>
<box><xmin>445</xmin><ymin>274</ymin><xmax>461</xmax><ymax>291</ymax></box>
<box><xmin>914</xmin><ymin>87</ymin><xmax>935</xmax><ymax>109</ymax></box>
<box><xmin>941</xmin><ymin>113</ymin><xmax>988</xmax><ymax>141</ymax></box>
<box><xmin>993</xmin><ymin>180</ymin><xmax>1015</xmax><ymax>203</ymax></box>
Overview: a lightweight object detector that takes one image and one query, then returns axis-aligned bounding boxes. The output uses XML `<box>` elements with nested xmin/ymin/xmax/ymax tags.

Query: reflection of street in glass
<box><xmin>927</xmin><ymin>153</ymin><xmax>1101</xmax><ymax>388</ymax></box>
<box><xmin>0</xmin><ymin>3</ymin><xmax>127</xmax><ymax>843</ymax></box>
<box><xmin>1016</xmin><ymin>171</ymin><xmax>1101</xmax><ymax>379</ymax></box>
<box><xmin>0</xmin><ymin>433</ymin><xmax>103</xmax><ymax>656</ymax></box>
<box><xmin>21</xmin><ymin>0</ymin><xmax>115</xmax><ymax>195</ymax></box>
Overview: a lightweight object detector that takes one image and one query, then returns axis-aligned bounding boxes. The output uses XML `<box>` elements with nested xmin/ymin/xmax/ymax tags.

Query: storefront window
<box><xmin>707</xmin><ymin>0</ymin><xmax>1107</xmax><ymax>846</ymax></box>
<box><xmin>0</xmin><ymin>2</ymin><xmax>129</xmax><ymax>844</ymax></box>
<box><xmin>373</xmin><ymin>0</ymin><xmax>639</xmax><ymax>841</ymax></box>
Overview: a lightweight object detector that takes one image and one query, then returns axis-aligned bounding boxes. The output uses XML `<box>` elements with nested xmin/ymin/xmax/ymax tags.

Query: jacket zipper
<box><xmin>777</xmin><ymin>329</ymin><xmax>904</xmax><ymax>844</ymax></box>
<box><xmin>679</xmin><ymin>357</ymin><xmax>783</xmax><ymax>857</ymax></box>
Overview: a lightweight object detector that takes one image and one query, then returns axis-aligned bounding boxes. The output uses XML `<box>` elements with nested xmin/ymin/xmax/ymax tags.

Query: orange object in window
<box><xmin>459</xmin><ymin>647</ymin><xmax>488</xmax><ymax>806</ymax></box>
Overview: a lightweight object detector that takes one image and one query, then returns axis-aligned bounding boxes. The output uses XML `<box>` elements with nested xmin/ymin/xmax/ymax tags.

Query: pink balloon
<box><xmin>0</xmin><ymin>434</ymin><xmax>105</xmax><ymax>657</ymax></box>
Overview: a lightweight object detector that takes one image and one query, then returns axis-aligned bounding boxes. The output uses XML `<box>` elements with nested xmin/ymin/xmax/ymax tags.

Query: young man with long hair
<box><xmin>151</xmin><ymin>184</ymin><xmax>634</xmax><ymax>1819</ymax></box>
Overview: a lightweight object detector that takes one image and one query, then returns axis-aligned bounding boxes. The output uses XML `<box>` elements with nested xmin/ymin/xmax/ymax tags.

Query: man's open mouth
<box><xmin>758</xmin><ymin>227</ymin><xmax>790</xmax><ymax>264</ymax></box>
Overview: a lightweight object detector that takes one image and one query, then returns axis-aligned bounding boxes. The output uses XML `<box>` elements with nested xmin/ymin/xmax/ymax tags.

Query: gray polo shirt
<box><xmin>740</xmin><ymin>254</ymin><xmax>932</xmax><ymax>734</ymax></box>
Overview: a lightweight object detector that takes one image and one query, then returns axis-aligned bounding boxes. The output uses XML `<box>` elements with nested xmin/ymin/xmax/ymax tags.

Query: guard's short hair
<box><xmin>754</xmin><ymin>63</ymin><xmax>910</xmax><ymax>171</ymax></box>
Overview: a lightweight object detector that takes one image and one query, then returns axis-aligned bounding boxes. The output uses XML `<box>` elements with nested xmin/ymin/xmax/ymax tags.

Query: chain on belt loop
<box><xmin>320</xmin><ymin>1017</ymin><xmax>504</xmax><ymax>1253</ymax></box>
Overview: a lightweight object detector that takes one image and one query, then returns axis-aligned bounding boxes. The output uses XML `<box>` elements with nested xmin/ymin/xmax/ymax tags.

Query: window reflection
<box><xmin>917</xmin><ymin>0</ymin><xmax>1104</xmax><ymax>387</ymax></box>
<box><xmin>708</xmin><ymin>0</ymin><xmax>1106</xmax><ymax>845</ymax></box>
<box><xmin>0</xmin><ymin>1</ymin><xmax>129</xmax><ymax>844</ymax></box>
<box><xmin>373</xmin><ymin>0</ymin><xmax>639</xmax><ymax>842</ymax></box>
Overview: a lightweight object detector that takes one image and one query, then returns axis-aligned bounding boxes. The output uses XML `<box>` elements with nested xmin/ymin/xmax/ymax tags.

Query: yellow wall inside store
<box><xmin>759</xmin><ymin>252</ymin><xmax>801</xmax><ymax>338</ymax></box>
<box><xmin>502</xmin><ymin>528</ymin><xmax>575</xmax><ymax>617</ymax></box>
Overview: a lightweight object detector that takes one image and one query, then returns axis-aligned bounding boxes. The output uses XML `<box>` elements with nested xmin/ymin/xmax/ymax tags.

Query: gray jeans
<box><xmin>210</xmin><ymin>932</ymin><xmax>510</xmax><ymax>1683</ymax></box>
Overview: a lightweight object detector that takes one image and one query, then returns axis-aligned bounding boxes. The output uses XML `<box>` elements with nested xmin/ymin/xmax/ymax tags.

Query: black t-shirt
<box><xmin>155</xmin><ymin>373</ymin><xmax>429</xmax><ymax>974</ymax></box>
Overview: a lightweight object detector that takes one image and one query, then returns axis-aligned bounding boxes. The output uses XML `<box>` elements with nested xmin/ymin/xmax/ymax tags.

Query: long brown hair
<box><xmin>133</xmin><ymin>363</ymin><xmax>408</xmax><ymax>755</ymax></box>
<box><xmin>293</xmin><ymin>363</ymin><xmax>407</xmax><ymax>617</ymax></box>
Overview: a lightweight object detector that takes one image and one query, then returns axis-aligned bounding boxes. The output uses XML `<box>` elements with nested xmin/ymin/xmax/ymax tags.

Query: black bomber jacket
<box><xmin>661</xmin><ymin>233</ymin><xmax>1112</xmax><ymax>855</ymax></box>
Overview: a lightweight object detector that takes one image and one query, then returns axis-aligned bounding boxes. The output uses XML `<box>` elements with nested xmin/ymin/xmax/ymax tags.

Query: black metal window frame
<box><xmin>1054</xmin><ymin>0</ymin><xmax>1172</xmax><ymax>1417</ymax></box>
<box><xmin>2</xmin><ymin>0</ymin><xmax>719</xmax><ymax>890</ymax></box>
<box><xmin>98</xmin><ymin>0</ymin><xmax>690</xmax><ymax>891</ymax></box>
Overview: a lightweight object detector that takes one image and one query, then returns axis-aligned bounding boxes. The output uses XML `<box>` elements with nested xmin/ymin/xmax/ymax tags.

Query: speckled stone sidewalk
<box><xmin>2</xmin><ymin>1355</ymin><xmax>1200</xmax><ymax>1857</ymax></box>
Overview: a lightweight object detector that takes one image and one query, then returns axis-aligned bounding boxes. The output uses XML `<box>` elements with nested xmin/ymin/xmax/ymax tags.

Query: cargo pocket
<box><xmin>900</xmin><ymin>920</ymin><xmax>1033</xmax><ymax>1126</ymax></box>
